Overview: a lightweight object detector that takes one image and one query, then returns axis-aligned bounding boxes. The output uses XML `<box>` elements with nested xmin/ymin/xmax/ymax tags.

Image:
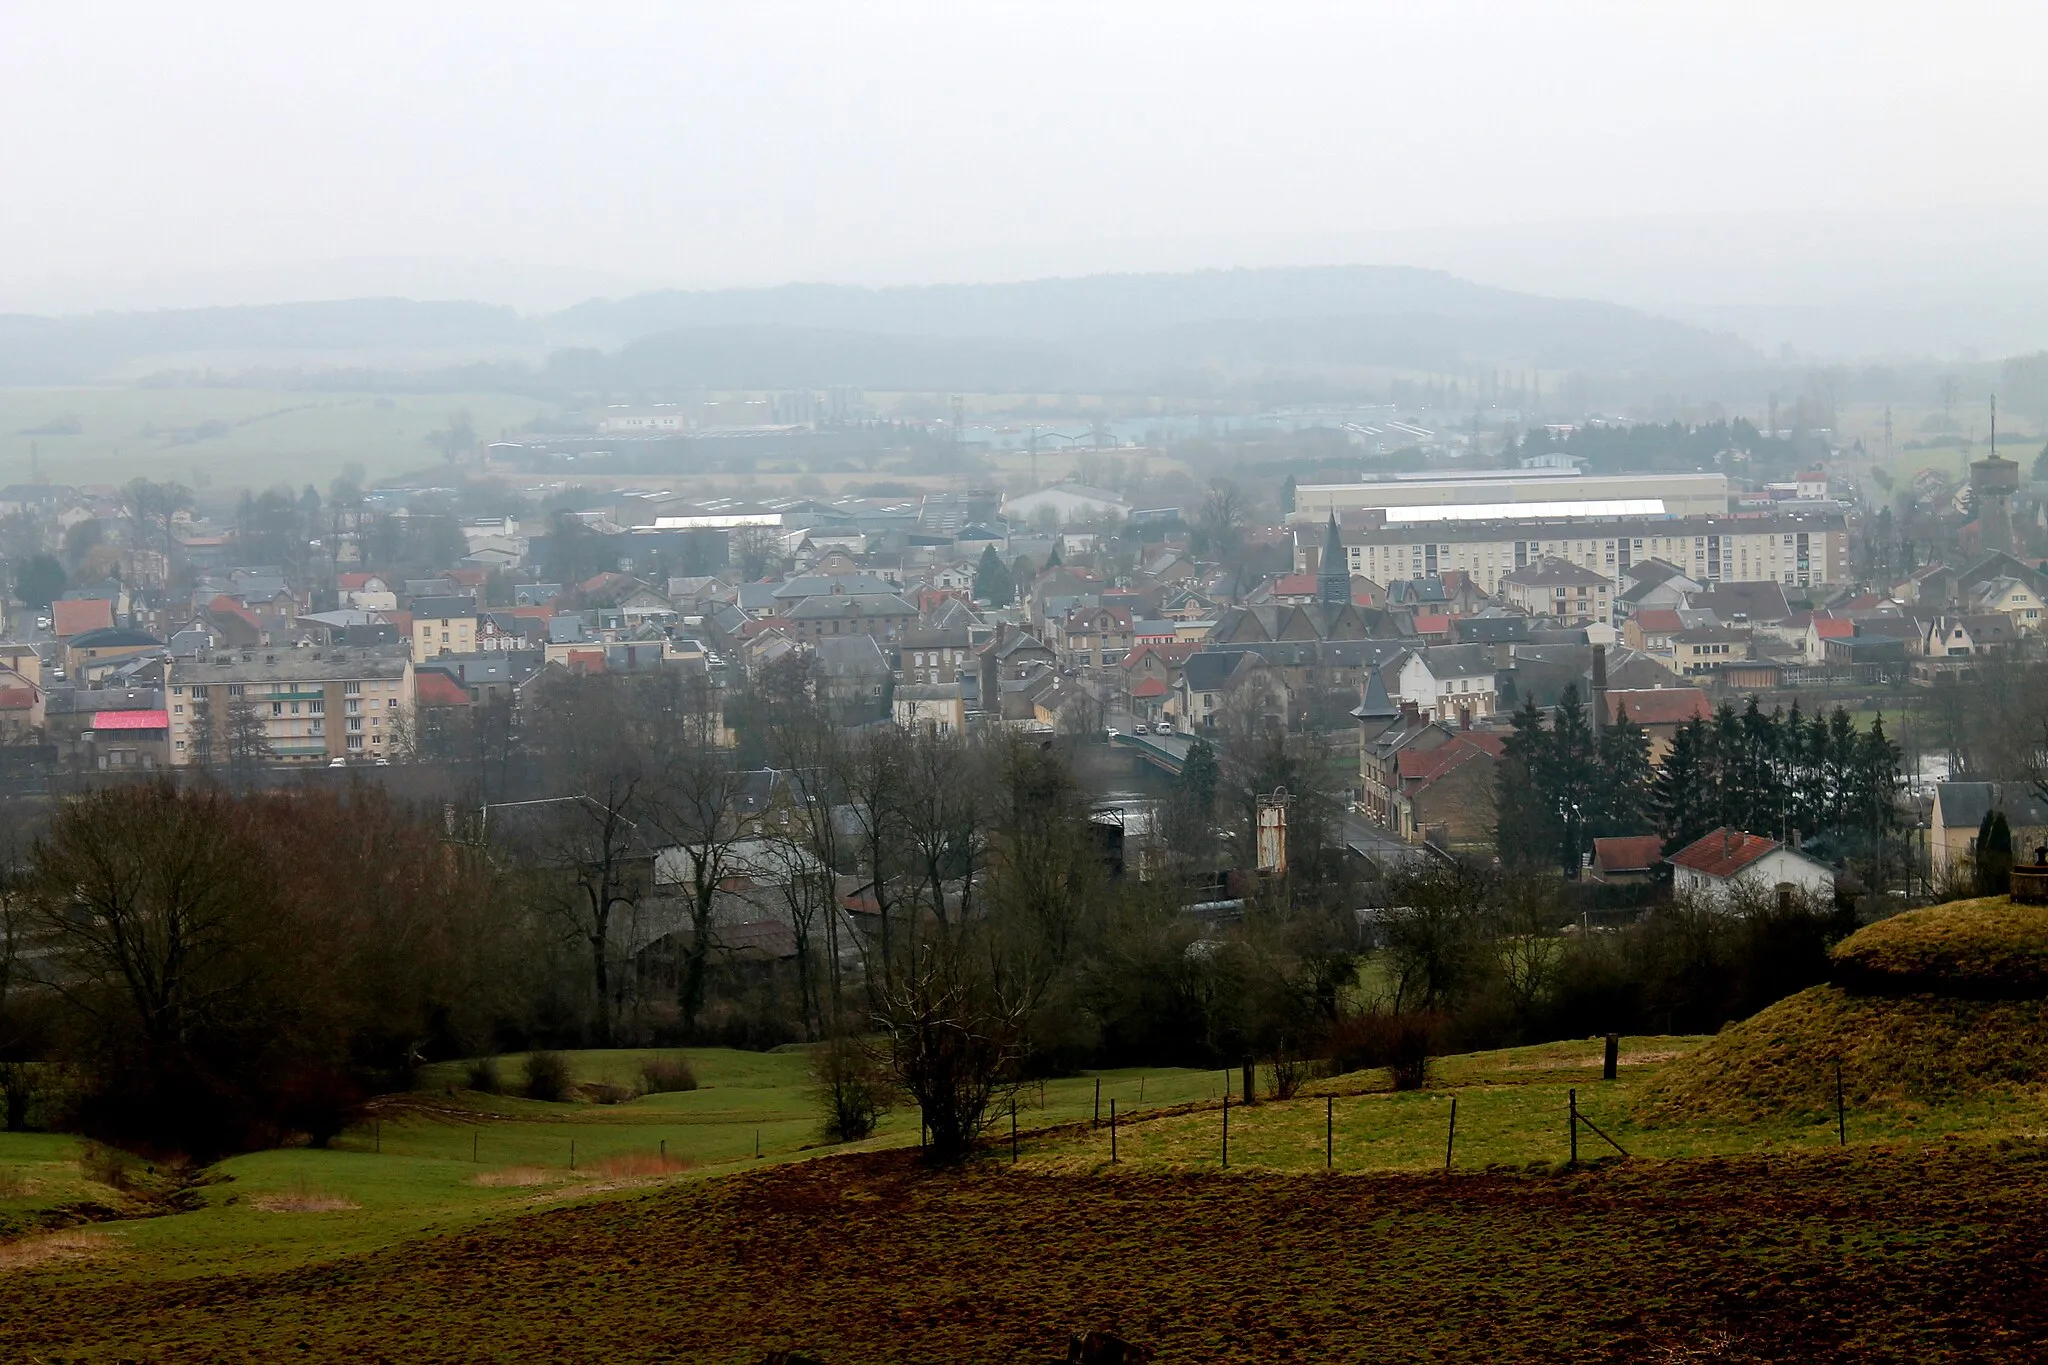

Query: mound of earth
<box><xmin>1831</xmin><ymin>896</ymin><xmax>2048</xmax><ymax>996</ymax></box>
<box><xmin>1637</xmin><ymin>986</ymin><xmax>2048</xmax><ymax>1123</ymax></box>
<box><xmin>1640</xmin><ymin>895</ymin><xmax>2048</xmax><ymax>1124</ymax></box>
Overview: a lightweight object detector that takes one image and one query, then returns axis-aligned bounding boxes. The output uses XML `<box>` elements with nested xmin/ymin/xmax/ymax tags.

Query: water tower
<box><xmin>1971</xmin><ymin>453</ymin><xmax>2020</xmax><ymax>556</ymax></box>
<box><xmin>1970</xmin><ymin>395</ymin><xmax>2020</xmax><ymax>556</ymax></box>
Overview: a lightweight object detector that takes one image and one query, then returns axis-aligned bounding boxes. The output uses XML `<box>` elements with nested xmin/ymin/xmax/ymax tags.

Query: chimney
<box><xmin>1591</xmin><ymin>643</ymin><xmax>1609</xmax><ymax>736</ymax></box>
<box><xmin>1399</xmin><ymin>699</ymin><xmax>1421</xmax><ymax>726</ymax></box>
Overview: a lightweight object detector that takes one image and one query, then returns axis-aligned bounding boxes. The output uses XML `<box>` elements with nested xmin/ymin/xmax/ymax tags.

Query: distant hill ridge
<box><xmin>0</xmin><ymin>264</ymin><xmax>1757</xmax><ymax>388</ymax></box>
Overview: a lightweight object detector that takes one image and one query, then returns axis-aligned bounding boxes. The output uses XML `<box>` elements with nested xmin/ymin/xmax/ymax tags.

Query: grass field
<box><xmin>8</xmin><ymin>1036</ymin><xmax>2048</xmax><ymax>1358</ymax></box>
<box><xmin>9</xmin><ymin>1141</ymin><xmax>2048</xmax><ymax>1361</ymax></box>
<box><xmin>0</xmin><ymin>386</ymin><xmax>557</xmax><ymax>491</ymax></box>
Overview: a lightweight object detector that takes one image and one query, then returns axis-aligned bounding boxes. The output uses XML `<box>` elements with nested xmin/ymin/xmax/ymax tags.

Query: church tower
<box><xmin>1317</xmin><ymin>513</ymin><xmax>1349</xmax><ymax>606</ymax></box>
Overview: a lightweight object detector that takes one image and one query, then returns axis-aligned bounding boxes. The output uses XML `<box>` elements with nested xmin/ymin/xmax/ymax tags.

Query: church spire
<box><xmin>1317</xmin><ymin>512</ymin><xmax>1349</xmax><ymax>606</ymax></box>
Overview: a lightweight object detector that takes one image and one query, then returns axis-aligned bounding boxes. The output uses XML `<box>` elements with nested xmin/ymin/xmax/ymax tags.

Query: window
<box><xmin>347</xmin><ymin>717</ymin><xmax>363</xmax><ymax>732</ymax></box>
<box><xmin>346</xmin><ymin>699</ymin><xmax>361</xmax><ymax>714</ymax></box>
<box><xmin>271</xmin><ymin>702</ymin><xmax>283</xmax><ymax>717</ymax></box>
<box><xmin>227</xmin><ymin>684</ymin><xmax>245</xmax><ymax>696</ymax></box>
<box><xmin>310</xmin><ymin>701</ymin><xmax>323</xmax><ymax>714</ymax></box>
<box><xmin>344</xmin><ymin>681</ymin><xmax>361</xmax><ymax>695</ymax></box>
<box><xmin>175</xmin><ymin>740</ymin><xmax>186</xmax><ymax>752</ymax></box>
<box><xmin>174</xmin><ymin>704</ymin><xmax>184</xmax><ymax>715</ymax></box>
<box><xmin>346</xmin><ymin>735</ymin><xmax>364</xmax><ymax>750</ymax></box>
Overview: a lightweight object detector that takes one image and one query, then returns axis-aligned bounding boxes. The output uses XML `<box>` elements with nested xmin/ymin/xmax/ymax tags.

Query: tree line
<box><xmin>1496</xmin><ymin>686</ymin><xmax>1903</xmax><ymax>874</ymax></box>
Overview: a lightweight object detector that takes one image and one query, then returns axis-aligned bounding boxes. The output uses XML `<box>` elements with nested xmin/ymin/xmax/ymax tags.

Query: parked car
<box><xmin>1133</xmin><ymin>723</ymin><xmax>1149</xmax><ymax>735</ymax></box>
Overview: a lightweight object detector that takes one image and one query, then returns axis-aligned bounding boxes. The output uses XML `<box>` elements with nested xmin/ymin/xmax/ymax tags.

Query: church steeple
<box><xmin>1317</xmin><ymin>512</ymin><xmax>1349</xmax><ymax>606</ymax></box>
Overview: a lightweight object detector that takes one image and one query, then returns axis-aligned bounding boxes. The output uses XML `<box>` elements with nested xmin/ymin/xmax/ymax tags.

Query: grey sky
<box><xmin>5</xmin><ymin>2</ymin><xmax>2046</xmax><ymax>318</ymax></box>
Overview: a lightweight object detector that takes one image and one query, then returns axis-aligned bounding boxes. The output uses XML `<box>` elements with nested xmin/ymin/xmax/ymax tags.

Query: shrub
<box><xmin>523</xmin><ymin>1050</ymin><xmax>572</xmax><ymax>1103</ymax></box>
<box><xmin>810</xmin><ymin>1035</ymin><xmax>893</xmax><ymax>1143</ymax></box>
<box><xmin>640</xmin><ymin>1057</ymin><xmax>699</xmax><ymax>1095</ymax></box>
<box><xmin>77</xmin><ymin>1140</ymin><xmax>135</xmax><ymax>1190</ymax></box>
<box><xmin>582</xmin><ymin>1082</ymin><xmax>635</xmax><ymax>1105</ymax></box>
<box><xmin>1325</xmin><ymin>1011</ymin><xmax>1441</xmax><ymax>1091</ymax></box>
<box><xmin>1268</xmin><ymin>1049</ymin><xmax>1317</xmax><ymax>1101</ymax></box>
<box><xmin>464</xmin><ymin>1057</ymin><xmax>502</xmax><ymax>1094</ymax></box>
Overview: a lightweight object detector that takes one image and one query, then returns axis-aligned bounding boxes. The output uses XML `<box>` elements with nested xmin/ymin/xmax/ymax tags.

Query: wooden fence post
<box><xmin>1242</xmin><ymin>1056</ymin><xmax>1255</xmax><ymax>1105</ymax></box>
<box><xmin>1568</xmin><ymin>1089</ymin><xmax>1578</xmax><ymax>1166</ymax></box>
<box><xmin>1094</xmin><ymin>1077</ymin><xmax>1101</xmax><ymax>1128</ymax></box>
<box><xmin>1222</xmin><ymin>1094</ymin><xmax>1229</xmax><ymax>1168</ymax></box>
<box><xmin>1110</xmin><ymin>1099</ymin><xmax>1118</xmax><ymax>1164</ymax></box>
<box><xmin>1603</xmin><ymin>1033</ymin><xmax>1619</xmax><ymax>1081</ymax></box>
<box><xmin>1445</xmin><ymin>1096</ymin><xmax>1457</xmax><ymax>1171</ymax></box>
<box><xmin>1325</xmin><ymin>1095</ymin><xmax>1333</xmax><ymax>1170</ymax></box>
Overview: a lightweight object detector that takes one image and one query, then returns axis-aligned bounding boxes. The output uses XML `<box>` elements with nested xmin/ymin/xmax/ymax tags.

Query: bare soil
<box><xmin>6</xmin><ymin>1142</ymin><xmax>2048</xmax><ymax>1361</ymax></box>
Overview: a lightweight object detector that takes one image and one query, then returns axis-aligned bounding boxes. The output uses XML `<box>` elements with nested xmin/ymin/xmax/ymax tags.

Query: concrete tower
<box><xmin>1973</xmin><ymin>397</ymin><xmax>2020</xmax><ymax>555</ymax></box>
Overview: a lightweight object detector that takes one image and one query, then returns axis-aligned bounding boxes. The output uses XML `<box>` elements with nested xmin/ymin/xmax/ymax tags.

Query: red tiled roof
<box><xmin>414</xmin><ymin>672</ymin><xmax>471</xmax><ymax>706</ymax></box>
<box><xmin>1811</xmin><ymin>618</ymin><xmax>1855</xmax><ymax>638</ymax></box>
<box><xmin>1606</xmin><ymin>688</ymin><xmax>1711</xmax><ymax>727</ymax></box>
<box><xmin>384</xmin><ymin>610</ymin><xmax>414</xmax><ymax>635</ymax></box>
<box><xmin>1593</xmin><ymin>835</ymin><xmax>1665</xmax><ymax>873</ymax></box>
<box><xmin>1669</xmin><ymin>828</ymin><xmax>1779</xmax><ymax>878</ymax></box>
<box><xmin>51</xmin><ymin>598</ymin><xmax>114</xmax><ymax>637</ymax></box>
<box><xmin>338</xmin><ymin>573</ymin><xmax>385</xmax><ymax>592</ymax></box>
<box><xmin>1270</xmin><ymin>573</ymin><xmax>1319</xmax><ymax>596</ymax></box>
<box><xmin>1412</xmin><ymin>613</ymin><xmax>1452</xmax><ymax>636</ymax></box>
<box><xmin>1396</xmin><ymin>735</ymin><xmax>1500</xmax><ymax>786</ymax></box>
<box><xmin>90</xmin><ymin>709</ymin><xmax>168</xmax><ymax>730</ymax></box>
<box><xmin>1129</xmin><ymin>677</ymin><xmax>1169</xmax><ymax>699</ymax></box>
<box><xmin>205</xmin><ymin>595</ymin><xmax>265</xmax><ymax>634</ymax></box>
<box><xmin>1632</xmin><ymin>608</ymin><xmax>1685</xmax><ymax>633</ymax></box>
<box><xmin>0</xmin><ymin>686</ymin><xmax>36</xmax><ymax>711</ymax></box>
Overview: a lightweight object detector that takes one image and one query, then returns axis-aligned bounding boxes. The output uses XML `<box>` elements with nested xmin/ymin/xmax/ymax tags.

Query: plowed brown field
<box><xmin>8</xmin><ymin>1142</ymin><xmax>2048</xmax><ymax>1363</ymax></box>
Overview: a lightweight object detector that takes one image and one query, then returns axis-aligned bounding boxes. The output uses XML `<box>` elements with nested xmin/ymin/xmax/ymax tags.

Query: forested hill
<box><xmin>0</xmin><ymin>266</ymin><xmax>1755</xmax><ymax>388</ymax></box>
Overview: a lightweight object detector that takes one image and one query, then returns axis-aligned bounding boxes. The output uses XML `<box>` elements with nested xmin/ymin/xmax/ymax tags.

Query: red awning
<box><xmin>91</xmin><ymin>709</ymin><xmax>169</xmax><ymax>730</ymax></box>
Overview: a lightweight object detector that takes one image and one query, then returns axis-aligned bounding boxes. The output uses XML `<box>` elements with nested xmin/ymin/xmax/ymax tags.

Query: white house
<box><xmin>1668</xmin><ymin>828</ymin><xmax>1835</xmax><ymax>906</ymax></box>
<box><xmin>1391</xmin><ymin>645</ymin><xmax>1498</xmax><ymax>725</ymax></box>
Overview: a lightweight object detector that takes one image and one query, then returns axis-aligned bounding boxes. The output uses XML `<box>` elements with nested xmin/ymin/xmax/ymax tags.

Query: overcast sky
<box><xmin>5</xmin><ymin>2</ymin><xmax>2047</xmax><ymax>318</ymax></box>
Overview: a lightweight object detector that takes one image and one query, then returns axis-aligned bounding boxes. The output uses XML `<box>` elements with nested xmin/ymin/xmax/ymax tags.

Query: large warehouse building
<box><xmin>1299</xmin><ymin>509</ymin><xmax>1850</xmax><ymax>594</ymax></box>
<box><xmin>1291</xmin><ymin>469</ymin><xmax>1731</xmax><ymax>520</ymax></box>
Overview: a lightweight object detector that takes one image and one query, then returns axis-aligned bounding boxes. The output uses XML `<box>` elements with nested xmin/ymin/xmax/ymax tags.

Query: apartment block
<box><xmin>1302</xmin><ymin>512</ymin><xmax>1849</xmax><ymax>597</ymax></box>
<box><xmin>167</xmin><ymin>646</ymin><xmax>415</xmax><ymax>764</ymax></box>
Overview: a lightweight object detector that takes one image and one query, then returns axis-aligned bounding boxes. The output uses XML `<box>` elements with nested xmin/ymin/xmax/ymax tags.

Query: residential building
<box><xmin>167</xmin><ymin>646</ymin><xmax>414</xmax><ymax>764</ymax></box>
<box><xmin>1602</xmin><ymin>688</ymin><xmax>1713</xmax><ymax>763</ymax></box>
<box><xmin>1499</xmin><ymin>558</ymin><xmax>1614</xmax><ymax>624</ymax></box>
<box><xmin>778</xmin><ymin>592</ymin><xmax>919</xmax><ymax>643</ymax></box>
<box><xmin>1391</xmin><ymin>646</ymin><xmax>1499</xmax><ymax>724</ymax></box>
<box><xmin>893</xmin><ymin>681</ymin><xmax>966</xmax><ymax>737</ymax></box>
<box><xmin>1671</xmin><ymin>626</ymin><xmax>1752</xmax><ymax>675</ymax></box>
<box><xmin>411</xmin><ymin>595</ymin><xmax>479</xmax><ymax>658</ymax></box>
<box><xmin>51</xmin><ymin>597</ymin><xmax>114</xmax><ymax>641</ymax></box>
<box><xmin>1922</xmin><ymin>614</ymin><xmax>2019</xmax><ymax>658</ymax></box>
<box><xmin>1313</xmin><ymin>511</ymin><xmax>1847</xmax><ymax>595</ymax></box>
<box><xmin>1668</xmin><ymin>828</ymin><xmax>1836</xmax><ymax>906</ymax></box>
<box><xmin>337</xmin><ymin>573</ymin><xmax>398</xmax><ymax>612</ymax></box>
<box><xmin>1589</xmin><ymin>834</ymin><xmax>1666</xmax><ymax>884</ymax></box>
<box><xmin>1057</xmin><ymin>605</ymin><xmax>1134</xmax><ymax>671</ymax></box>
<box><xmin>1930</xmin><ymin>782</ymin><xmax>2048</xmax><ymax>882</ymax></box>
